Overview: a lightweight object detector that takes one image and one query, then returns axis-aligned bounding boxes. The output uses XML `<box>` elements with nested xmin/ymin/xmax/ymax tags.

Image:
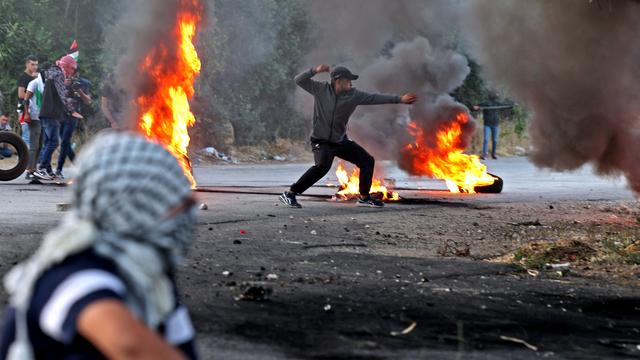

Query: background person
<box><xmin>17</xmin><ymin>55</ymin><xmax>39</xmax><ymax>149</ymax></box>
<box><xmin>473</xmin><ymin>92</ymin><xmax>514</xmax><ymax>160</ymax></box>
<box><xmin>55</xmin><ymin>66</ymin><xmax>92</xmax><ymax>179</ymax></box>
<box><xmin>23</xmin><ymin>63</ymin><xmax>51</xmax><ymax>181</ymax></box>
<box><xmin>35</xmin><ymin>55</ymin><xmax>82</xmax><ymax>180</ymax></box>
<box><xmin>0</xmin><ymin>132</ymin><xmax>198</xmax><ymax>360</ymax></box>
<box><xmin>100</xmin><ymin>73</ymin><xmax>126</xmax><ymax>130</ymax></box>
<box><xmin>0</xmin><ymin>113</ymin><xmax>14</xmax><ymax>159</ymax></box>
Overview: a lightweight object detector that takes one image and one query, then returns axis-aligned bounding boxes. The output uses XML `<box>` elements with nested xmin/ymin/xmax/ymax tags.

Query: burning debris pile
<box><xmin>400</xmin><ymin>112</ymin><xmax>497</xmax><ymax>194</ymax></box>
<box><xmin>332</xmin><ymin>162</ymin><xmax>399</xmax><ymax>201</ymax></box>
<box><xmin>352</xmin><ymin>37</ymin><xmax>499</xmax><ymax>195</ymax></box>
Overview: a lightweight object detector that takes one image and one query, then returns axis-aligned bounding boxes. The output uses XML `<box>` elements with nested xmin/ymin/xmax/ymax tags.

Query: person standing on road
<box><xmin>17</xmin><ymin>55</ymin><xmax>39</xmax><ymax>149</ymax></box>
<box><xmin>100</xmin><ymin>73</ymin><xmax>126</xmax><ymax>130</ymax></box>
<box><xmin>35</xmin><ymin>55</ymin><xmax>83</xmax><ymax>180</ymax></box>
<box><xmin>55</xmin><ymin>66</ymin><xmax>92</xmax><ymax>179</ymax></box>
<box><xmin>473</xmin><ymin>92</ymin><xmax>514</xmax><ymax>160</ymax></box>
<box><xmin>0</xmin><ymin>132</ymin><xmax>198</xmax><ymax>360</ymax></box>
<box><xmin>280</xmin><ymin>64</ymin><xmax>417</xmax><ymax>208</ymax></box>
<box><xmin>23</xmin><ymin>63</ymin><xmax>50</xmax><ymax>182</ymax></box>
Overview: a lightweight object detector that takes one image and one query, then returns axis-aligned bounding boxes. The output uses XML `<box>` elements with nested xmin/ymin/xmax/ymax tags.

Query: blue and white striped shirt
<box><xmin>0</xmin><ymin>250</ymin><xmax>197</xmax><ymax>359</ymax></box>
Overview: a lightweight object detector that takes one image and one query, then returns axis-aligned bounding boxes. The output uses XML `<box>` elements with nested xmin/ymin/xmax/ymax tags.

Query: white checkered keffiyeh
<box><xmin>4</xmin><ymin>131</ymin><xmax>196</xmax><ymax>359</ymax></box>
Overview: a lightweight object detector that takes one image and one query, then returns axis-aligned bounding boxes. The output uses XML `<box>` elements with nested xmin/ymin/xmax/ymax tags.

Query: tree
<box><xmin>193</xmin><ymin>0</ymin><xmax>311</xmax><ymax>147</ymax></box>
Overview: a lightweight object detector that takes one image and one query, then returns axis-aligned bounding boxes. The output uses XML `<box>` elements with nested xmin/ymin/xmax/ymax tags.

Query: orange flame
<box><xmin>401</xmin><ymin>113</ymin><xmax>495</xmax><ymax>193</ymax></box>
<box><xmin>334</xmin><ymin>162</ymin><xmax>400</xmax><ymax>201</ymax></box>
<box><xmin>136</xmin><ymin>0</ymin><xmax>202</xmax><ymax>185</ymax></box>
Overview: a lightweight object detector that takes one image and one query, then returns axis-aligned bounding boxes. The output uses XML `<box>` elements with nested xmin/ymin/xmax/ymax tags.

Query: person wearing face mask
<box><xmin>35</xmin><ymin>55</ymin><xmax>83</xmax><ymax>180</ymax></box>
<box><xmin>0</xmin><ymin>132</ymin><xmax>199</xmax><ymax>360</ymax></box>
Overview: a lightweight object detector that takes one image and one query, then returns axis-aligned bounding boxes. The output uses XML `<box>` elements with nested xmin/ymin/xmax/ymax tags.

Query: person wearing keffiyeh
<box><xmin>0</xmin><ymin>132</ymin><xmax>199</xmax><ymax>360</ymax></box>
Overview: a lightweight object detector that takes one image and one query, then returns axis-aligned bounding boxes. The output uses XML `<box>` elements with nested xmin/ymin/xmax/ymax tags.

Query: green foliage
<box><xmin>511</xmin><ymin>105</ymin><xmax>529</xmax><ymax>138</ymax></box>
<box><xmin>452</xmin><ymin>57</ymin><xmax>487</xmax><ymax>109</ymax></box>
<box><xmin>0</xmin><ymin>0</ymin><xmax>115</xmax><ymax>126</ymax></box>
<box><xmin>193</xmin><ymin>0</ymin><xmax>310</xmax><ymax>147</ymax></box>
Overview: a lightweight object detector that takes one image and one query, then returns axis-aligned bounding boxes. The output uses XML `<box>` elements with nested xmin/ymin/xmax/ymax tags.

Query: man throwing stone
<box><xmin>280</xmin><ymin>64</ymin><xmax>417</xmax><ymax>208</ymax></box>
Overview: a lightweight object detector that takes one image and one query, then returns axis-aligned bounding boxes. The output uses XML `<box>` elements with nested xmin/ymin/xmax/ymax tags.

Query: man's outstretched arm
<box><xmin>356</xmin><ymin>90</ymin><xmax>417</xmax><ymax>105</ymax></box>
<box><xmin>294</xmin><ymin>64</ymin><xmax>329</xmax><ymax>95</ymax></box>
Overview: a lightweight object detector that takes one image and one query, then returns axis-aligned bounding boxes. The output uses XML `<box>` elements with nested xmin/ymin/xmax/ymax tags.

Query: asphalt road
<box><xmin>1</xmin><ymin>157</ymin><xmax>639</xmax><ymax>359</ymax></box>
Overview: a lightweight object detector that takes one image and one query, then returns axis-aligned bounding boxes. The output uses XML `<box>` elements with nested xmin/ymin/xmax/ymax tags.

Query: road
<box><xmin>1</xmin><ymin>157</ymin><xmax>639</xmax><ymax>359</ymax></box>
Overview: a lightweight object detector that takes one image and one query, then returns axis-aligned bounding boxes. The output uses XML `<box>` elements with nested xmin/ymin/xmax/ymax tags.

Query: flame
<box><xmin>334</xmin><ymin>162</ymin><xmax>400</xmax><ymax>201</ymax></box>
<box><xmin>401</xmin><ymin>112</ymin><xmax>495</xmax><ymax>194</ymax></box>
<box><xmin>136</xmin><ymin>0</ymin><xmax>202</xmax><ymax>185</ymax></box>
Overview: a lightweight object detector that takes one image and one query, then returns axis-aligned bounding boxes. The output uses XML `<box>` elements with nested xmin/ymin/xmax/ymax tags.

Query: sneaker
<box><xmin>480</xmin><ymin>155</ymin><xmax>486</xmax><ymax>160</ymax></box>
<box><xmin>55</xmin><ymin>171</ymin><xmax>65</xmax><ymax>180</ymax></box>
<box><xmin>491</xmin><ymin>155</ymin><xmax>498</xmax><ymax>160</ymax></box>
<box><xmin>33</xmin><ymin>170</ymin><xmax>54</xmax><ymax>181</ymax></box>
<box><xmin>357</xmin><ymin>195</ymin><xmax>384</xmax><ymax>208</ymax></box>
<box><xmin>47</xmin><ymin>170</ymin><xmax>57</xmax><ymax>180</ymax></box>
<box><xmin>279</xmin><ymin>191</ymin><xmax>302</xmax><ymax>208</ymax></box>
<box><xmin>25</xmin><ymin>172</ymin><xmax>34</xmax><ymax>180</ymax></box>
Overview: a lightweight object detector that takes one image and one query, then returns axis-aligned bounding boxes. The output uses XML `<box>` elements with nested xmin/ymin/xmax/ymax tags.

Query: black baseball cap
<box><xmin>330</xmin><ymin>66</ymin><xmax>359</xmax><ymax>81</ymax></box>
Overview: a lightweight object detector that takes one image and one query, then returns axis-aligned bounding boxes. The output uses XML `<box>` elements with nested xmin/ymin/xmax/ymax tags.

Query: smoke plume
<box><xmin>301</xmin><ymin>1</ymin><xmax>469</xmax><ymax>169</ymax></box>
<box><xmin>352</xmin><ymin>37</ymin><xmax>472</xmax><ymax>166</ymax></box>
<box><xmin>460</xmin><ymin>0</ymin><xmax>640</xmax><ymax>192</ymax></box>
<box><xmin>109</xmin><ymin>0</ymin><xmax>196</xmax><ymax>129</ymax></box>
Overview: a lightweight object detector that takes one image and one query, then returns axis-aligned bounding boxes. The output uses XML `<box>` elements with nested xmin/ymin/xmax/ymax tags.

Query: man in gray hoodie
<box><xmin>280</xmin><ymin>64</ymin><xmax>416</xmax><ymax>208</ymax></box>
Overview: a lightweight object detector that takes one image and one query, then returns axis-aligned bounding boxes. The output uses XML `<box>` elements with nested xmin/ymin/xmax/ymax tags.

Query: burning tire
<box><xmin>472</xmin><ymin>173</ymin><xmax>503</xmax><ymax>194</ymax></box>
<box><xmin>0</xmin><ymin>131</ymin><xmax>29</xmax><ymax>182</ymax></box>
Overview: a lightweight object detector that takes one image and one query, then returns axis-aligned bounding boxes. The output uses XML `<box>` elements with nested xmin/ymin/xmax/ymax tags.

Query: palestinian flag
<box><xmin>69</xmin><ymin>40</ymin><xmax>79</xmax><ymax>61</ymax></box>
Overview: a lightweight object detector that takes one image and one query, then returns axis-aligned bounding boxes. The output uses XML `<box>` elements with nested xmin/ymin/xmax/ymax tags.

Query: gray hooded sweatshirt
<box><xmin>295</xmin><ymin>68</ymin><xmax>401</xmax><ymax>143</ymax></box>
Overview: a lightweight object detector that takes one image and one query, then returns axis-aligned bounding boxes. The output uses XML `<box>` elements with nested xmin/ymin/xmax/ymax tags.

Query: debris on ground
<box><xmin>499</xmin><ymin>335</ymin><xmax>538</xmax><ymax>351</ymax></box>
<box><xmin>198</xmin><ymin>146</ymin><xmax>237</xmax><ymax>163</ymax></box>
<box><xmin>508</xmin><ymin>220</ymin><xmax>543</xmax><ymax>226</ymax></box>
<box><xmin>56</xmin><ymin>203</ymin><xmax>72</xmax><ymax>212</ymax></box>
<box><xmin>545</xmin><ymin>262</ymin><xmax>570</xmax><ymax>270</ymax></box>
<box><xmin>438</xmin><ymin>239</ymin><xmax>471</xmax><ymax>257</ymax></box>
<box><xmin>512</xmin><ymin>240</ymin><xmax>596</xmax><ymax>270</ymax></box>
<box><xmin>199</xmin><ymin>203</ymin><xmax>208</xmax><ymax>211</ymax></box>
<box><xmin>390</xmin><ymin>322</ymin><xmax>417</xmax><ymax>337</ymax></box>
<box><xmin>235</xmin><ymin>282</ymin><xmax>273</xmax><ymax>302</ymax></box>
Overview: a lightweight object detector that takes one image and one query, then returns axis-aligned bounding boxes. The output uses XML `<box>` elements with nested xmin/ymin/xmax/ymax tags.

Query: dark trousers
<box><xmin>291</xmin><ymin>140</ymin><xmax>375</xmax><ymax>196</ymax></box>
<box><xmin>39</xmin><ymin>117</ymin><xmax>61</xmax><ymax>172</ymax></box>
<box><xmin>57</xmin><ymin>116</ymin><xmax>78</xmax><ymax>172</ymax></box>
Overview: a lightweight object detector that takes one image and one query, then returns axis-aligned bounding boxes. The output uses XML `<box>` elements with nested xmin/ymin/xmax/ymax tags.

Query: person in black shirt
<box><xmin>17</xmin><ymin>55</ymin><xmax>38</xmax><ymax>149</ymax></box>
<box><xmin>100</xmin><ymin>73</ymin><xmax>126</xmax><ymax>130</ymax></box>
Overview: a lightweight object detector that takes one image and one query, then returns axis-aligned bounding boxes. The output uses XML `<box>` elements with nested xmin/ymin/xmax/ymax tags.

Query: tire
<box><xmin>0</xmin><ymin>131</ymin><xmax>29</xmax><ymax>181</ymax></box>
<box><xmin>474</xmin><ymin>173</ymin><xmax>503</xmax><ymax>194</ymax></box>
